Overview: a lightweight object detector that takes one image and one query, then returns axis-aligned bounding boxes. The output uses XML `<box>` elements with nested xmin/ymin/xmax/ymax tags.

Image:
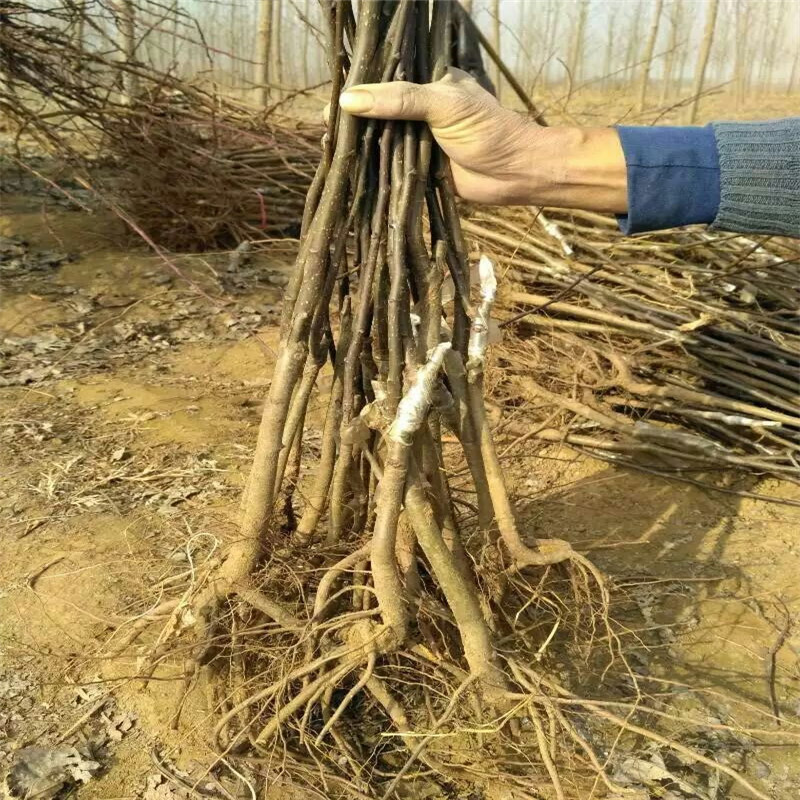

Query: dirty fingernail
<box><xmin>340</xmin><ymin>89</ymin><xmax>374</xmax><ymax>114</ymax></box>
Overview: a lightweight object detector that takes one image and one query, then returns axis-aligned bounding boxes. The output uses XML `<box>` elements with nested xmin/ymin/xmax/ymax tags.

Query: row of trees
<box><xmin>29</xmin><ymin>1</ymin><xmax>800</xmax><ymax>114</ymax></box>
<box><xmin>489</xmin><ymin>0</ymin><xmax>799</xmax><ymax>115</ymax></box>
<box><xmin>247</xmin><ymin>0</ymin><xmax>800</xmax><ymax>112</ymax></box>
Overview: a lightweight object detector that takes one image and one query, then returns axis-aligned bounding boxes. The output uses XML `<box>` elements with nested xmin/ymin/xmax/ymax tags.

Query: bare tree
<box><xmin>515</xmin><ymin>0</ymin><xmax>530</xmax><ymax>77</ymax></box>
<box><xmin>755</xmin><ymin>1</ymin><xmax>771</xmax><ymax>92</ymax></box>
<box><xmin>542</xmin><ymin>0</ymin><xmax>560</xmax><ymax>87</ymax></box>
<box><xmin>301</xmin><ymin>0</ymin><xmax>310</xmax><ymax>87</ymax></box>
<box><xmin>491</xmin><ymin>0</ymin><xmax>501</xmax><ymax>99</ymax></box>
<box><xmin>637</xmin><ymin>0</ymin><xmax>663</xmax><ymax>111</ymax></box>
<box><xmin>170</xmin><ymin>1</ymin><xmax>179</xmax><ymax>67</ymax></box>
<box><xmin>115</xmin><ymin>0</ymin><xmax>140</xmax><ymax>100</ymax></box>
<box><xmin>69</xmin><ymin>0</ymin><xmax>87</xmax><ymax>50</ymax></box>
<box><xmin>708</xmin><ymin>0</ymin><xmax>731</xmax><ymax>88</ymax></box>
<box><xmin>686</xmin><ymin>0</ymin><xmax>719</xmax><ymax>123</ymax></box>
<box><xmin>273</xmin><ymin>0</ymin><xmax>284</xmax><ymax>88</ymax></box>
<box><xmin>660</xmin><ymin>0</ymin><xmax>683</xmax><ymax>103</ymax></box>
<box><xmin>255</xmin><ymin>0</ymin><xmax>272</xmax><ymax>106</ymax></box>
<box><xmin>603</xmin><ymin>7</ymin><xmax>617</xmax><ymax>89</ymax></box>
<box><xmin>742</xmin><ymin>2</ymin><xmax>764</xmax><ymax>99</ymax></box>
<box><xmin>788</xmin><ymin>41</ymin><xmax>800</xmax><ymax>94</ymax></box>
<box><xmin>763</xmin><ymin>1</ymin><xmax>782</xmax><ymax>91</ymax></box>
<box><xmin>734</xmin><ymin>0</ymin><xmax>749</xmax><ymax>108</ymax></box>
<box><xmin>623</xmin><ymin>1</ymin><xmax>643</xmax><ymax>86</ymax></box>
<box><xmin>567</xmin><ymin>0</ymin><xmax>589</xmax><ymax>84</ymax></box>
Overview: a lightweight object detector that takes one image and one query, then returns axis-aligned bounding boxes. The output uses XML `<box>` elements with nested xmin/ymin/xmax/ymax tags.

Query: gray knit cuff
<box><xmin>710</xmin><ymin>118</ymin><xmax>800</xmax><ymax>237</ymax></box>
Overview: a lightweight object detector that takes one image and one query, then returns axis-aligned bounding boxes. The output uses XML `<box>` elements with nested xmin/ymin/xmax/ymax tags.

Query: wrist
<box><xmin>522</xmin><ymin>126</ymin><xmax>628</xmax><ymax>213</ymax></box>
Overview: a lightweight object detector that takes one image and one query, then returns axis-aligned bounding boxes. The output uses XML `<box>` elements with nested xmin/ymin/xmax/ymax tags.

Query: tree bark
<box><xmin>302</xmin><ymin>0</ymin><xmax>310</xmax><ymax>87</ymax></box>
<box><xmin>686</xmin><ymin>0</ymin><xmax>719</xmax><ymax>123</ymax></box>
<box><xmin>787</xmin><ymin>40</ymin><xmax>800</xmax><ymax>94</ymax></box>
<box><xmin>660</xmin><ymin>0</ymin><xmax>683</xmax><ymax>104</ymax></box>
<box><xmin>755</xmin><ymin>3</ymin><xmax>771</xmax><ymax>92</ymax></box>
<box><xmin>255</xmin><ymin>0</ymin><xmax>272</xmax><ymax>107</ymax></box>
<box><xmin>274</xmin><ymin>0</ymin><xmax>284</xmax><ymax>89</ymax></box>
<box><xmin>763</xmin><ymin>2</ymin><xmax>780</xmax><ymax>92</ymax></box>
<box><xmin>637</xmin><ymin>0</ymin><xmax>663</xmax><ymax>111</ymax></box>
<box><xmin>567</xmin><ymin>0</ymin><xmax>588</xmax><ymax>85</ymax></box>
<box><xmin>171</xmin><ymin>1</ymin><xmax>179</xmax><ymax>67</ymax></box>
<box><xmin>603</xmin><ymin>8</ymin><xmax>616</xmax><ymax>89</ymax></box>
<box><xmin>72</xmin><ymin>0</ymin><xmax>86</xmax><ymax>50</ymax></box>
<box><xmin>542</xmin><ymin>0</ymin><xmax>558</xmax><ymax>87</ymax></box>
<box><xmin>116</xmin><ymin>0</ymin><xmax>140</xmax><ymax>101</ymax></box>
<box><xmin>734</xmin><ymin>0</ymin><xmax>748</xmax><ymax>109</ymax></box>
<box><xmin>623</xmin><ymin>1</ymin><xmax>642</xmax><ymax>86</ymax></box>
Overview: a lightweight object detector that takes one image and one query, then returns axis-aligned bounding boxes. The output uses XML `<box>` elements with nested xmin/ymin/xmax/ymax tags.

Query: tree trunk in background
<box><xmin>543</xmin><ymin>0</ymin><xmax>559</xmax><ymax>87</ymax></box>
<box><xmin>637</xmin><ymin>0</ymin><xmax>663</xmax><ymax>111</ymax></box>
<box><xmin>229</xmin><ymin>2</ymin><xmax>244</xmax><ymax>85</ymax></box>
<box><xmin>171</xmin><ymin>2</ymin><xmax>179</xmax><ymax>67</ymax></box>
<box><xmin>273</xmin><ymin>0</ymin><xmax>283</xmax><ymax>89</ymax></box>
<box><xmin>763</xmin><ymin>3</ymin><xmax>781</xmax><ymax>92</ymax></box>
<box><xmin>788</xmin><ymin>44</ymin><xmax>800</xmax><ymax>94</ymax></box>
<box><xmin>255</xmin><ymin>0</ymin><xmax>272</xmax><ymax>106</ymax></box>
<box><xmin>116</xmin><ymin>0</ymin><xmax>140</xmax><ymax>100</ymax></box>
<box><xmin>603</xmin><ymin>8</ymin><xmax>616</xmax><ymax>89</ymax></box>
<box><xmin>675</xmin><ymin>31</ymin><xmax>690</xmax><ymax>95</ymax></box>
<box><xmin>686</xmin><ymin>0</ymin><xmax>719</xmax><ymax>123</ymax></box>
<box><xmin>491</xmin><ymin>0</ymin><xmax>501</xmax><ymax>100</ymax></box>
<box><xmin>567</xmin><ymin>0</ymin><xmax>588</xmax><ymax>85</ymax></box>
<box><xmin>743</xmin><ymin>6</ymin><xmax>762</xmax><ymax>100</ymax></box>
<box><xmin>660</xmin><ymin>0</ymin><xmax>682</xmax><ymax>104</ymax></box>
<box><xmin>623</xmin><ymin>2</ymin><xmax>642</xmax><ymax>85</ymax></box>
<box><xmin>302</xmin><ymin>0</ymin><xmax>310</xmax><ymax>87</ymax></box>
<box><xmin>755</xmin><ymin>3</ymin><xmax>770</xmax><ymax>92</ymax></box>
<box><xmin>69</xmin><ymin>0</ymin><xmax>87</xmax><ymax>81</ymax></box>
<box><xmin>708</xmin><ymin>3</ymin><xmax>730</xmax><ymax>90</ymax></box>
<box><xmin>73</xmin><ymin>1</ymin><xmax>86</xmax><ymax>49</ymax></box>
<box><xmin>734</xmin><ymin>0</ymin><xmax>747</xmax><ymax>109</ymax></box>
<box><xmin>781</xmin><ymin>0</ymin><xmax>798</xmax><ymax>94</ymax></box>
<box><xmin>515</xmin><ymin>0</ymin><xmax>530</xmax><ymax>77</ymax></box>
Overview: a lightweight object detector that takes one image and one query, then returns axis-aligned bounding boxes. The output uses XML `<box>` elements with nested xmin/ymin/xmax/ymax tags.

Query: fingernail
<box><xmin>339</xmin><ymin>89</ymin><xmax>374</xmax><ymax>114</ymax></box>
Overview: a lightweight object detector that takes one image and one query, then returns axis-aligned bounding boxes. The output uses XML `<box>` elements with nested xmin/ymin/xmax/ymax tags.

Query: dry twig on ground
<box><xmin>462</xmin><ymin>207</ymin><xmax>800</xmax><ymax>490</ymax></box>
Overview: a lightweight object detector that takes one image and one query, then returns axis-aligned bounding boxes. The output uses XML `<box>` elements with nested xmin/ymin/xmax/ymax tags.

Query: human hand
<box><xmin>338</xmin><ymin>68</ymin><xmax>627</xmax><ymax>212</ymax></box>
<box><xmin>340</xmin><ymin>68</ymin><xmax>542</xmax><ymax>204</ymax></box>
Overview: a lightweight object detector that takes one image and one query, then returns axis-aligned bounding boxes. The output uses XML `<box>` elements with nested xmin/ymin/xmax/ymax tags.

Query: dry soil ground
<box><xmin>2</xmin><ymin>123</ymin><xmax>800</xmax><ymax>796</ymax></box>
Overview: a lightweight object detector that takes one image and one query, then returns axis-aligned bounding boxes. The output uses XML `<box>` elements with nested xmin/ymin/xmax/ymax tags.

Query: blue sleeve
<box><xmin>615</xmin><ymin>125</ymin><xmax>721</xmax><ymax>234</ymax></box>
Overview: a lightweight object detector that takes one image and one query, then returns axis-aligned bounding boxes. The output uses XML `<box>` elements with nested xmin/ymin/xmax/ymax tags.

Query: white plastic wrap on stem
<box><xmin>467</xmin><ymin>255</ymin><xmax>497</xmax><ymax>366</ymax></box>
<box><xmin>387</xmin><ymin>342</ymin><xmax>452</xmax><ymax>445</ymax></box>
<box><xmin>535</xmin><ymin>210</ymin><xmax>574</xmax><ymax>257</ymax></box>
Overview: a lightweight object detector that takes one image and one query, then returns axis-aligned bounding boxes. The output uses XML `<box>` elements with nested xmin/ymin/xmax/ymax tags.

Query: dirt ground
<box><xmin>2</xmin><ymin>175</ymin><xmax>800</xmax><ymax>797</ymax></box>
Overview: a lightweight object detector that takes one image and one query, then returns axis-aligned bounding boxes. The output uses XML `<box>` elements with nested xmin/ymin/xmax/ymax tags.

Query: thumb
<box><xmin>339</xmin><ymin>81</ymin><xmax>433</xmax><ymax>121</ymax></box>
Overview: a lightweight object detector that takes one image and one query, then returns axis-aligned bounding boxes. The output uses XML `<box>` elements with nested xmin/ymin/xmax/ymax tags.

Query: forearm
<box><xmin>523</xmin><ymin>126</ymin><xmax>628</xmax><ymax>214</ymax></box>
<box><xmin>532</xmin><ymin>119</ymin><xmax>800</xmax><ymax>238</ymax></box>
<box><xmin>523</xmin><ymin>123</ymin><xmax>722</xmax><ymax>231</ymax></box>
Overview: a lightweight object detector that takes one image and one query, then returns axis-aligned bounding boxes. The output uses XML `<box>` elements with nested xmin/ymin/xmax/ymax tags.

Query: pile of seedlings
<box><xmin>100</xmin><ymin>93</ymin><xmax>321</xmax><ymax>249</ymax></box>
<box><xmin>463</xmin><ymin>208</ymin><xmax>800</xmax><ymax>489</ymax></box>
<box><xmin>110</xmin><ymin>2</ymin><xmax>790</xmax><ymax>799</ymax></box>
<box><xmin>0</xmin><ymin>0</ymin><xmax>321</xmax><ymax>249</ymax></box>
